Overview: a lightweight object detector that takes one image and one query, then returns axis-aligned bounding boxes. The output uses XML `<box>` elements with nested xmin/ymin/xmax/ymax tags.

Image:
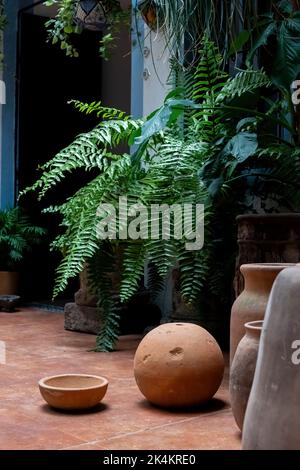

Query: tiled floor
<box><xmin>0</xmin><ymin>308</ymin><xmax>241</xmax><ymax>450</ymax></box>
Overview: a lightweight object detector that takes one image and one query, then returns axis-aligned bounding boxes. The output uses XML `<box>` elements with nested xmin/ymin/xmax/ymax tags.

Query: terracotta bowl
<box><xmin>39</xmin><ymin>374</ymin><xmax>108</xmax><ymax>410</ymax></box>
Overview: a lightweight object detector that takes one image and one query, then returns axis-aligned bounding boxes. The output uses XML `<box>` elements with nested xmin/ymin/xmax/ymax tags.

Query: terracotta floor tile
<box><xmin>89</xmin><ymin>412</ymin><xmax>241</xmax><ymax>450</ymax></box>
<box><xmin>0</xmin><ymin>308</ymin><xmax>240</xmax><ymax>450</ymax></box>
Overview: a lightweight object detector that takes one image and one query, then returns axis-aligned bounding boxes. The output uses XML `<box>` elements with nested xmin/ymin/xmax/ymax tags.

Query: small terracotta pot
<box><xmin>230</xmin><ymin>263</ymin><xmax>293</xmax><ymax>365</ymax></box>
<box><xmin>243</xmin><ymin>265</ymin><xmax>300</xmax><ymax>449</ymax></box>
<box><xmin>0</xmin><ymin>272</ymin><xmax>19</xmax><ymax>296</ymax></box>
<box><xmin>230</xmin><ymin>320</ymin><xmax>262</xmax><ymax>431</ymax></box>
<box><xmin>134</xmin><ymin>323</ymin><xmax>225</xmax><ymax>408</ymax></box>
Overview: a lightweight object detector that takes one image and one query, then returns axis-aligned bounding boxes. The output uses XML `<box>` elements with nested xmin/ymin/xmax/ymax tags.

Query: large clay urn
<box><xmin>230</xmin><ymin>263</ymin><xmax>293</xmax><ymax>365</ymax></box>
<box><xmin>243</xmin><ymin>265</ymin><xmax>300</xmax><ymax>450</ymax></box>
<box><xmin>230</xmin><ymin>320</ymin><xmax>262</xmax><ymax>431</ymax></box>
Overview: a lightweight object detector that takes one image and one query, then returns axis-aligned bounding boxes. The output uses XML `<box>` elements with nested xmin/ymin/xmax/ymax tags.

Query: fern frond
<box><xmin>193</xmin><ymin>37</ymin><xmax>227</xmax><ymax>103</ymax></box>
<box><xmin>88</xmin><ymin>247</ymin><xmax>121</xmax><ymax>353</ymax></box>
<box><xmin>147</xmin><ymin>263</ymin><xmax>166</xmax><ymax>301</ymax></box>
<box><xmin>217</xmin><ymin>69</ymin><xmax>271</xmax><ymax>103</ymax></box>
<box><xmin>146</xmin><ymin>239</ymin><xmax>177</xmax><ymax>278</ymax></box>
<box><xmin>120</xmin><ymin>242</ymin><xmax>146</xmax><ymax>303</ymax></box>
<box><xmin>192</xmin><ymin>36</ymin><xmax>228</xmax><ymax>141</ymax></box>
<box><xmin>20</xmin><ymin>119</ymin><xmax>141</xmax><ymax>200</ymax></box>
<box><xmin>178</xmin><ymin>244</ymin><xmax>211</xmax><ymax>304</ymax></box>
<box><xmin>70</xmin><ymin>100</ymin><xmax>131</xmax><ymax>121</ymax></box>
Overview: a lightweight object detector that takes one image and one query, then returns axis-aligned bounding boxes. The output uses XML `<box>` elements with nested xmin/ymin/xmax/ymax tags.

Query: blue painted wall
<box><xmin>1</xmin><ymin>1</ymin><xmax>45</xmax><ymax>209</ymax></box>
<box><xmin>1</xmin><ymin>0</ymin><xmax>18</xmax><ymax>208</ymax></box>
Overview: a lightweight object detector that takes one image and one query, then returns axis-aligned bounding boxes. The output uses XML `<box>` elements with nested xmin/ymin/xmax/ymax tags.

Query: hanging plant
<box><xmin>75</xmin><ymin>0</ymin><xmax>121</xmax><ymax>31</ymax></box>
<box><xmin>136</xmin><ymin>1</ymin><xmax>282</xmax><ymax>66</ymax></box>
<box><xmin>137</xmin><ymin>0</ymin><xmax>162</xmax><ymax>31</ymax></box>
<box><xmin>44</xmin><ymin>0</ymin><xmax>130</xmax><ymax>60</ymax></box>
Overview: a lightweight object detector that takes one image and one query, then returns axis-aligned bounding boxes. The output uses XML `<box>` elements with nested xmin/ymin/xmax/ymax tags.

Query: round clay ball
<box><xmin>134</xmin><ymin>323</ymin><xmax>224</xmax><ymax>408</ymax></box>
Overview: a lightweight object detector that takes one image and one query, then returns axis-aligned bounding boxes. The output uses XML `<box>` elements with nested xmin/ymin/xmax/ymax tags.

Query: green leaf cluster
<box><xmin>0</xmin><ymin>208</ymin><xmax>46</xmax><ymax>271</ymax></box>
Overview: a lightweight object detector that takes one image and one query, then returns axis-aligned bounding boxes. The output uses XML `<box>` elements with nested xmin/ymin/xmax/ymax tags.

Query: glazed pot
<box><xmin>134</xmin><ymin>323</ymin><xmax>225</xmax><ymax>408</ymax></box>
<box><xmin>0</xmin><ymin>271</ymin><xmax>19</xmax><ymax>296</ymax></box>
<box><xmin>243</xmin><ymin>265</ymin><xmax>300</xmax><ymax>449</ymax></box>
<box><xmin>230</xmin><ymin>263</ymin><xmax>293</xmax><ymax>365</ymax></box>
<box><xmin>230</xmin><ymin>321</ymin><xmax>262</xmax><ymax>431</ymax></box>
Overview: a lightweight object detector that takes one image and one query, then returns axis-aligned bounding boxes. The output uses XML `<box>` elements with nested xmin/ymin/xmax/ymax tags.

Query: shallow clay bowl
<box><xmin>39</xmin><ymin>374</ymin><xmax>108</xmax><ymax>410</ymax></box>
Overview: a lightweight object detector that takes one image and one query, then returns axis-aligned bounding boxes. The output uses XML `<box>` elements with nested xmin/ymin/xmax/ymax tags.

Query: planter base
<box><xmin>65</xmin><ymin>303</ymin><xmax>101</xmax><ymax>334</ymax></box>
<box><xmin>65</xmin><ymin>290</ymin><xmax>162</xmax><ymax>336</ymax></box>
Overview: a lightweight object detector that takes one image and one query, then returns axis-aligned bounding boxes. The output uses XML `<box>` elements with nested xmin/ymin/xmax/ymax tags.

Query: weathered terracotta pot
<box><xmin>230</xmin><ymin>263</ymin><xmax>293</xmax><ymax>365</ymax></box>
<box><xmin>0</xmin><ymin>272</ymin><xmax>19</xmax><ymax>296</ymax></box>
<box><xmin>243</xmin><ymin>266</ymin><xmax>300</xmax><ymax>449</ymax></box>
<box><xmin>230</xmin><ymin>320</ymin><xmax>262</xmax><ymax>431</ymax></box>
<box><xmin>134</xmin><ymin>323</ymin><xmax>225</xmax><ymax>408</ymax></box>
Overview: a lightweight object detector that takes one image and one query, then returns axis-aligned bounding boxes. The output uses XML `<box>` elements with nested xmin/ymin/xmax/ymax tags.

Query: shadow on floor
<box><xmin>40</xmin><ymin>403</ymin><xmax>109</xmax><ymax>416</ymax></box>
<box><xmin>137</xmin><ymin>397</ymin><xmax>228</xmax><ymax>415</ymax></box>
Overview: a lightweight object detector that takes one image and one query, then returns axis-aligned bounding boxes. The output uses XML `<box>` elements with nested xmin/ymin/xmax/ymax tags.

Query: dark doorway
<box><xmin>17</xmin><ymin>13</ymin><xmax>102</xmax><ymax>305</ymax></box>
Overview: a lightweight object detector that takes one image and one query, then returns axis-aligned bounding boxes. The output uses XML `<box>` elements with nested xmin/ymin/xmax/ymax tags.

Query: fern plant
<box><xmin>23</xmin><ymin>36</ymin><xmax>298</xmax><ymax>352</ymax></box>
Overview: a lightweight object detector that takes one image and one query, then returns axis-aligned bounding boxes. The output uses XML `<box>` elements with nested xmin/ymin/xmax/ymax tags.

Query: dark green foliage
<box><xmin>0</xmin><ymin>207</ymin><xmax>46</xmax><ymax>271</ymax></box>
<box><xmin>226</xmin><ymin>1</ymin><xmax>300</xmax><ymax>95</ymax></box>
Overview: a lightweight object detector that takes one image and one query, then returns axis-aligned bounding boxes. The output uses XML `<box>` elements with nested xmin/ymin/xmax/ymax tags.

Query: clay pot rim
<box><xmin>236</xmin><ymin>213</ymin><xmax>300</xmax><ymax>223</ymax></box>
<box><xmin>0</xmin><ymin>271</ymin><xmax>19</xmax><ymax>274</ymax></box>
<box><xmin>39</xmin><ymin>374</ymin><xmax>109</xmax><ymax>392</ymax></box>
<box><xmin>245</xmin><ymin>320</ymin><xmax>263</xmax><ymax>332</ymax></box>
<box><xmin>241</xmin><ymin>263</ymin><xmax>295</xmax><ymax>272</ymax></box>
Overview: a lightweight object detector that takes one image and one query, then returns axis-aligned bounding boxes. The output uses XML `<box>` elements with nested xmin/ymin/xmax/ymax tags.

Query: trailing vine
<box><xmin>44</xmin><ymin>0</ymin><xmax>130</xmax><ymax>60</ymax></box>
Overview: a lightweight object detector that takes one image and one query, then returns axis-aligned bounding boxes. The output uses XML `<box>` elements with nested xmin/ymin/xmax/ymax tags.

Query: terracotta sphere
<box><xmin>134</xmin><ymin>323</ymin><xmax>225</xmax><ymax>408</ymax></box>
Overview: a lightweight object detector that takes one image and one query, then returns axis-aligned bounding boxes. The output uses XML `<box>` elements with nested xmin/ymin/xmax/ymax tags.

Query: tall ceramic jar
<box><xmin>230</xmin><ymin>321</ymin><xmax>262</xmax><ymax>431</ymax></box>
<box><xmin>230</xmin><ymin>263</ymin><xmax>293</xmax><ymax>365</ymax></box>
<box><xmin>243</xmin><ymin>265</ymin><xmax>300</xmax><ymax>450</ymax></box>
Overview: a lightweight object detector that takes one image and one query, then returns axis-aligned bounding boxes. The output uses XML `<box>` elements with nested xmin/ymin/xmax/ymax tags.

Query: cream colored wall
<box><xmin>143</xmin><ymin>26</ymin><xmax>170</xmax><ymax>115</ymax></box>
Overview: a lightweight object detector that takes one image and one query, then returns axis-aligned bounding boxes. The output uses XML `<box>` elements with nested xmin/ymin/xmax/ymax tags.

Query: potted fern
<box><xmin>0</xmin><ymin>208</ymin><xmax>46</xmax><ymax>295</ymax></box>
<box><xmin>23</xmin><ymin>36</ymin><xmax>300</xmax><ymax>351</ymax></box>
